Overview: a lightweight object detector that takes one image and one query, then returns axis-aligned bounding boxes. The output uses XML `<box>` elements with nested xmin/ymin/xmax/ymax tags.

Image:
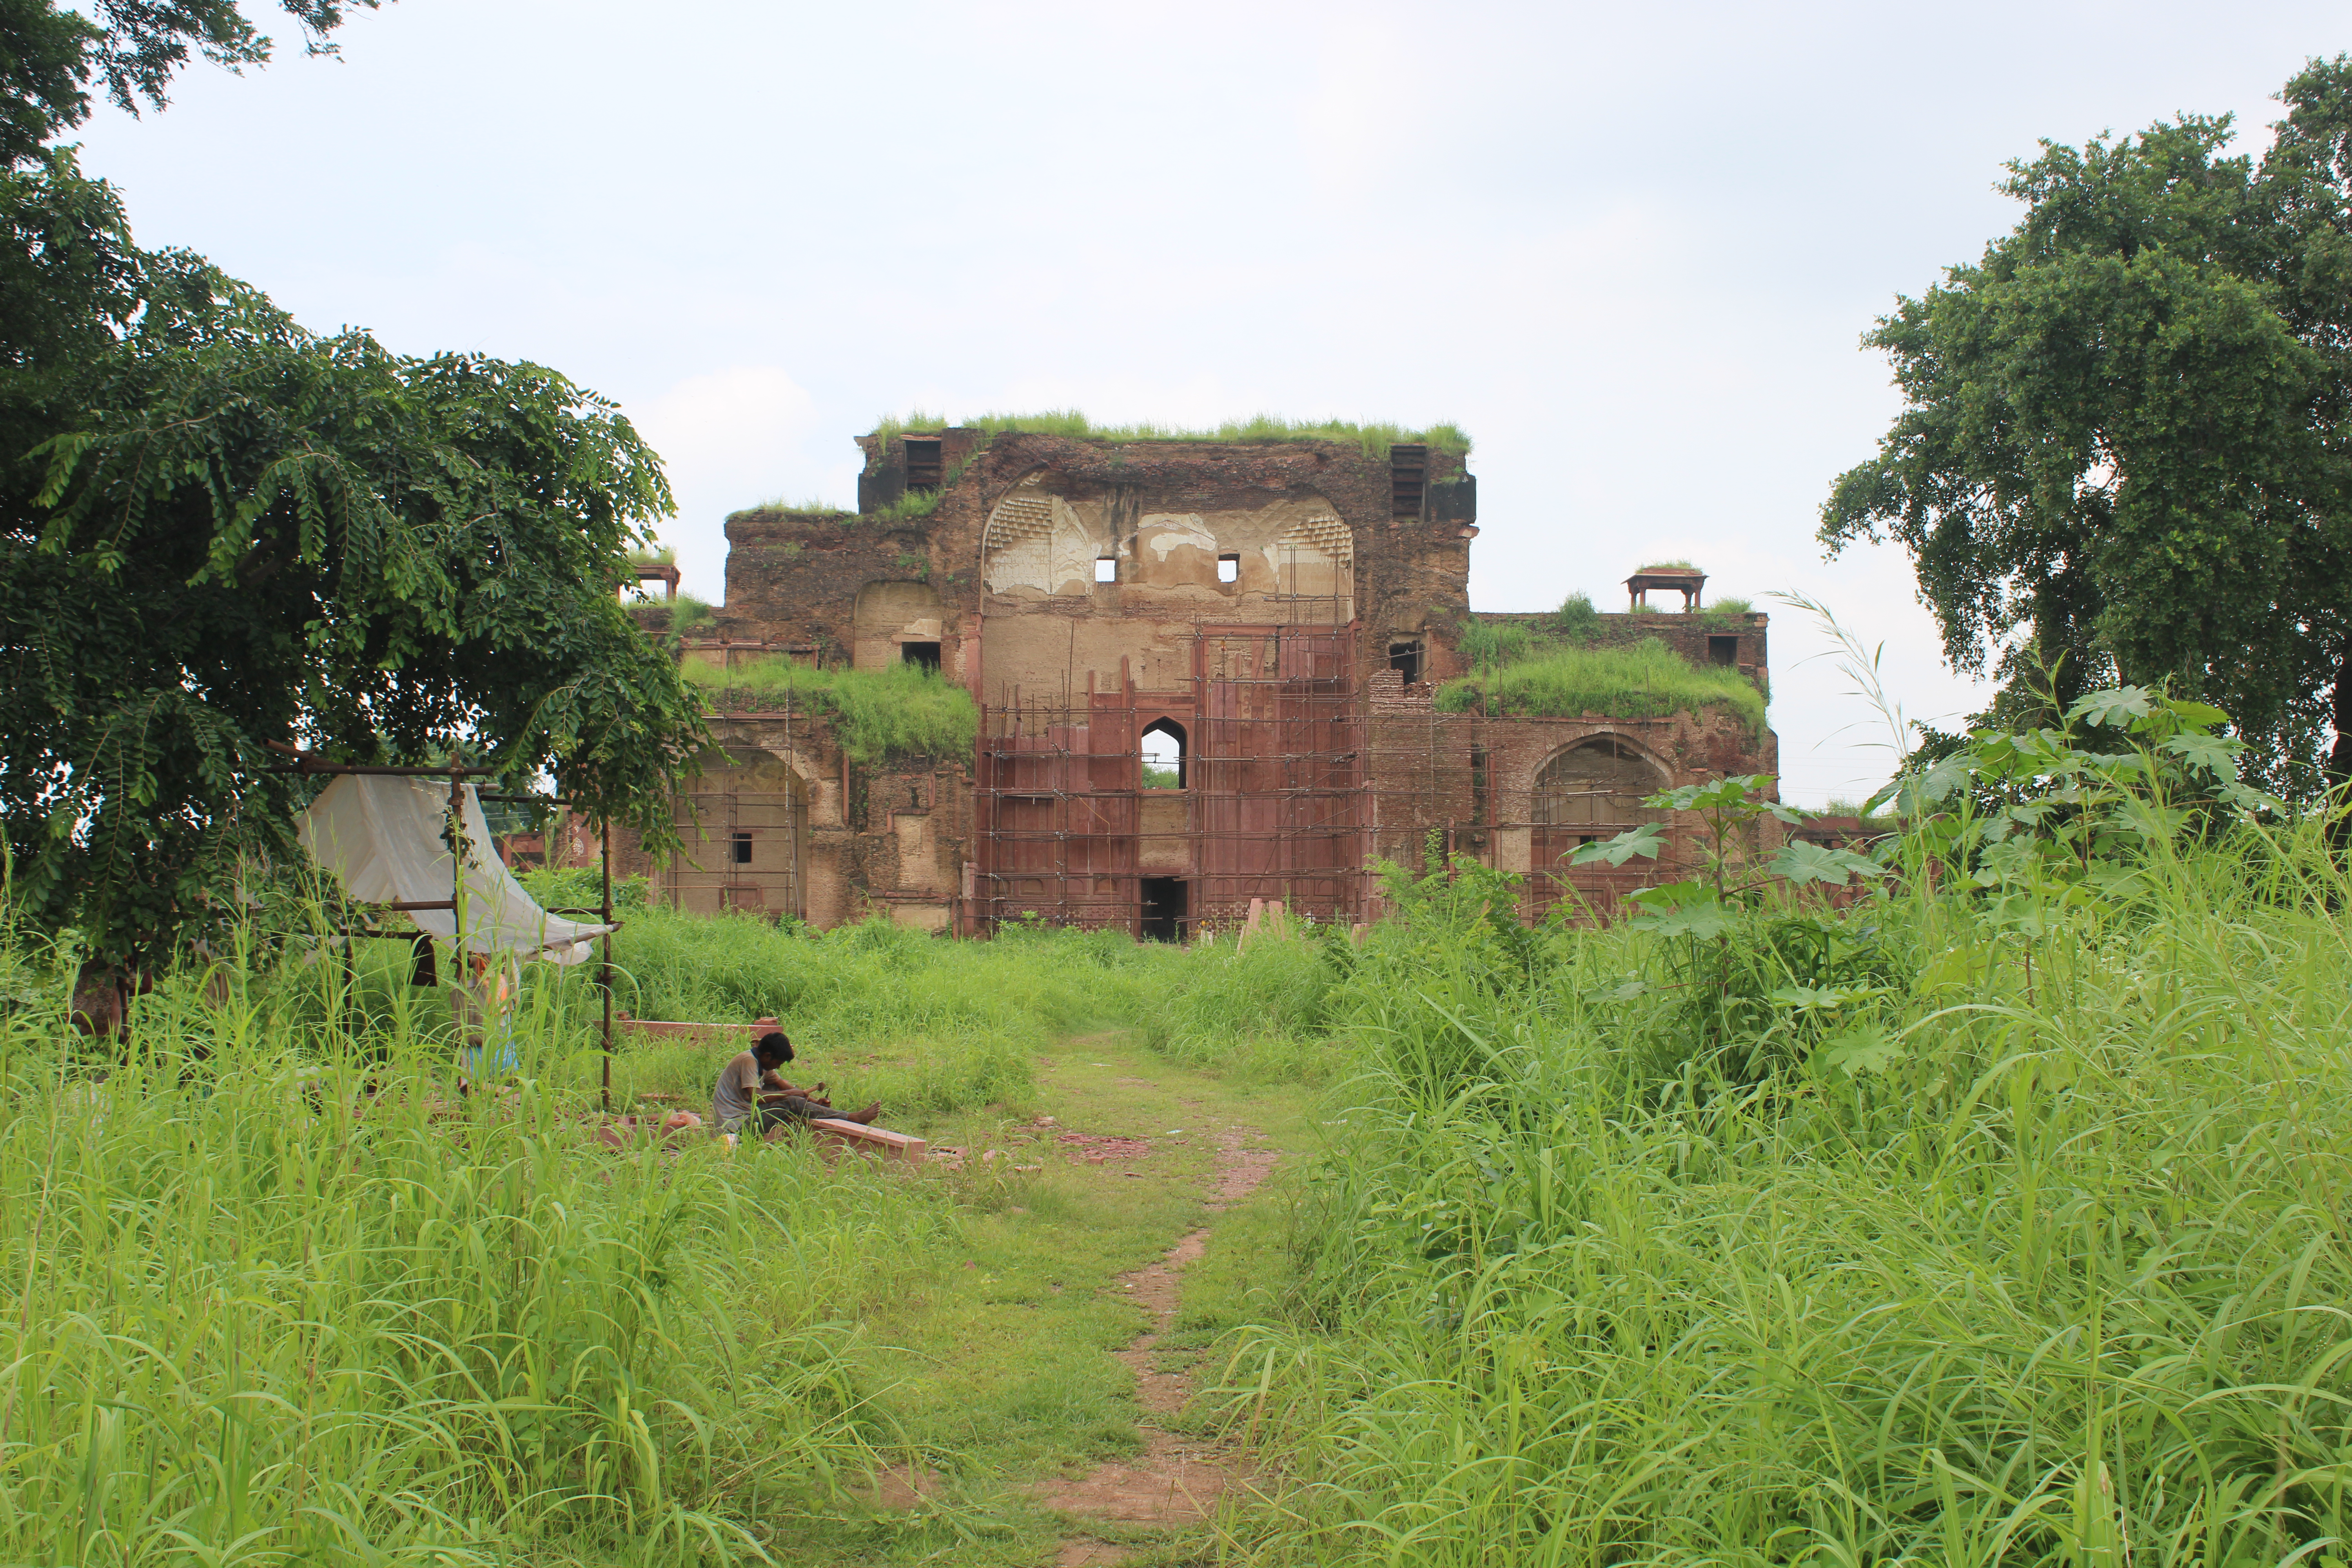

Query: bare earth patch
<box><xmin>1034</xmin><ymin>1123</ymin><xmax>1278</xmax><ymax>1559</ymax></box>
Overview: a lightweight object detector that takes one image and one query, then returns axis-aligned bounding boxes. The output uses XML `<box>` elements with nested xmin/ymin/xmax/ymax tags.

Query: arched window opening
<box><xmin>1532</xmin><ymin>738</ymin><xmax>1664</xmax><ymax>845</ymax></box>
<box><xmin>1140</xmin><ymin>719</ymin><xmax>1187</xmax><ymax>789</ymax></box>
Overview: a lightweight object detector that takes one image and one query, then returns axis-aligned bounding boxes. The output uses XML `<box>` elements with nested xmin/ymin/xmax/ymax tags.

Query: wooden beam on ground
<box><xmin>808</xmin><ymin>1118</ymin><xmax>927</xmax><ymax>1163</ymax></box>
<box><xmin>615</xmin><ymin>1013</ymin><xmax>779</xmax><ymax>1039</ymax></box>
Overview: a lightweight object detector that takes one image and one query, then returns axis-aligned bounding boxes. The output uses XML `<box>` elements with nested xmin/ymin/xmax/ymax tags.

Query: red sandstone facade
<box><xmin>620</xmin><ymin>426</ymin><xmax>1779</xmax><ymax>935</ymax></box>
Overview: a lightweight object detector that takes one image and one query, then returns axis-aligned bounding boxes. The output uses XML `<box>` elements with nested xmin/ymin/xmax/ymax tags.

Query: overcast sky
<box><xmin>66</xmin><ymin>0</ymin><xmax>2352</xmax><ymax>803</ymax></box>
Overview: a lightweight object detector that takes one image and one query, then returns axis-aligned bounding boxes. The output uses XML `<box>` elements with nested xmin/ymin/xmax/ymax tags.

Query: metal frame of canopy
<box><xmin>271</xmin><ymin>745</ymin><xmax>619</xmax><ymax>1112</ymax></box>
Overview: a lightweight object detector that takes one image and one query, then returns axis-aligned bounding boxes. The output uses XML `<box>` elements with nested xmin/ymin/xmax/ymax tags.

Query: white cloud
<box><xmin>624</xmin><ymin>367</ymin><xmax>823</xmax><ymax>602</ymax></box>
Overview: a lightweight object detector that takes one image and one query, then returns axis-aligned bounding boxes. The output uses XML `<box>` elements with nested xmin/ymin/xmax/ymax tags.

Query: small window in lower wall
<box><xmin>730</xmin><ymin>832</ymin><xmax>753</xmax><ymax>865</ymax></box>
<box><xmin>901</xmin><ymin>641</ymin><xmax>942</xmax><ymax>673</ymax></box>
<box><xmin>1094</xmin><ymin>557</ymin><xmax>1118</xmax><ymax>583</ymax></box>
<box><xmin>720</xmin><ymin>885</ymin><xmax>764</xmax><ymax>911</ymax></box>
<box><xmin>1709</xmin><ymin>635</ymin><xmax>1740</xmax><ymax>666</ymax></box>
<box><xmin>1388</xmin><ymin>640</ymin><xmax>1424</xmax><ymax>684</ymax></box>
<box><xmin>1216</xmin><ymin>553</ymin><xmax>1240</xmax><ymax>583</ymax></box>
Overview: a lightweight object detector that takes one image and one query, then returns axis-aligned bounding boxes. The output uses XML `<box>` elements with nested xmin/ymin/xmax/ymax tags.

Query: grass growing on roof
<box><xmin>681</xmin><ymin>657</ymin><xmax>978</xmax><ymax>766</ymax></box>
<box><xmin>869</xmin><ymin>409</ymin><xmax>1472</xmax><ymax>460</ymax></box>
<box><xmin>1552</xmin><ymin>590</ymin><xmax>1601</xmax><ymax>641</ymax></box>
<box><xmin>633</xmin><ymin>590</ymin><xmax>715</xmax><ymax>635</ymax></box>
<box><xmin>746</xmin><ymin>495</ymin><xmax>853</xmax><ymax>514</ymax></box>
<box><xmin>1454</xmin><ymin>615</ymin><xmax>1536</xmax><ymax>673</ymax></box>
<box><xmin>1434</xmin><ymin>635</ymin><xmax>1766</xmax><ymax>730</ymax></box>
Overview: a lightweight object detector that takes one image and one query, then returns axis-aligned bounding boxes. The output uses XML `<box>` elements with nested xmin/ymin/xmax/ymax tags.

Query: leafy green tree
<box><xmin>0</xmin><ymin>2</ymin><xmax>706</xmax><ymax>969</ymax></box>
<box><xmin>1821</xmin><ymin>58</ymin><xmax>2352</xmax><ymax>798</ymax></box>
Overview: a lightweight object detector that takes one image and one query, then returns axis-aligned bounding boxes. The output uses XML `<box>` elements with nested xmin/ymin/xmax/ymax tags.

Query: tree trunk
<box><xmin>2331</xmin><ymin>638</ymin><xmax>2352</xmax><ymax>852</ymax></box>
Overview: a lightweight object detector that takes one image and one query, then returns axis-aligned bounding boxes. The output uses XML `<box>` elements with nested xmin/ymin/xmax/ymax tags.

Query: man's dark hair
<box><xmin>754</xmin><ymin>1031</ymin><xmax>793</xmax><ymax>1065</ymax></box>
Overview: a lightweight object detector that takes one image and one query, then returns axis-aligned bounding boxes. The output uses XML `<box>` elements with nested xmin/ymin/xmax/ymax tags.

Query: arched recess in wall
<box><xmin>1269</xmin><ymin>504</ymin><xmax>1353</xmax><ymax>614</ymax></box>
<box><xmin>853</xmin><ymin>580</ymin><xmax>946</xmax><ymax>672</ymax></box>
<box><xmin>665</xmin><ymin>746</ymin><xmax>812</xmax><ymax>920</ymax></box>
<box><xmin>1531</xmin><ymin>736</ymin><xmax>1668</xmax><ymax>840</ymax></box>
<box><xmin>1140</xmin><ymin>717</ymin><xmax>1187</xmax><ymax>788</ymax></box>
<box><xmin>982</xmin><ymin>479</ymin><xmax>1100</xmax><ymax>595</ymax></box>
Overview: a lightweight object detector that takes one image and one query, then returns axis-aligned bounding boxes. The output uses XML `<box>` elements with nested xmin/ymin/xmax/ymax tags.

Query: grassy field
<box><xmin>1198</xmin><ymin>819</ymin><xmax>2352</xmax><ymax>1566</ymax></box>
<box><xmin>7</xmin><ymin>779</ymin><xmax>2352</xmax><ymax>1565</ymax></box>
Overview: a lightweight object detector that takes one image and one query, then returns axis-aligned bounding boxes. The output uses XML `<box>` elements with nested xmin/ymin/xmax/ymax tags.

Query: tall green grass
<box><xmin>582</xmin><ymin>908</ymin><xmax>1177</xmax><ymax>1113</ymax></box>
<box><xmin>1434</xmin><ymin>634</ymin><xmax>1768</xmax><ymax>731</ymax></box>
<box><xmin>0</xmin><ymin>934</ymin><xmax>955</xmax><ymax>1564</ymax></box>
<box><xmin>1200</xmin><ymin>820</ymin><xmax>2352</xmax><ymax>1566</ymax></box>
<box><xmin>1454</xmin><ymin>615</ymin><xmax>1536</xmax><ymax>674</ymax></box>
<box><xmin>680</xmin><ymin>658</ymin><xmax>977</xmax><ymax>766</ymax></box>
<box><xmin>1138</xmin><ymin>929</ymin><xmax>1347</xmax><ymax>1083</ymax></box>
<box><xmin>0</xmin><ymin>893</ymin><xmax>1216</xmax><ymax>1564</ymax></box>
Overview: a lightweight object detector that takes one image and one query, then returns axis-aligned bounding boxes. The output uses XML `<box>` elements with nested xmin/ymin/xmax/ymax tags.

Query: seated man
<box><xmin>713</xmin><ymin>1031</ymin><xmax>880</xmax><ymax>1140</ymax></box>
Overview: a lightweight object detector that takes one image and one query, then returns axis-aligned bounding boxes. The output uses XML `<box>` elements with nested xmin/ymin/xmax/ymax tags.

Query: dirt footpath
<box><xmin>1036</xmin><ymin>1123</ymin><xmax>1280</xmax><ymax>1564</ymax></box>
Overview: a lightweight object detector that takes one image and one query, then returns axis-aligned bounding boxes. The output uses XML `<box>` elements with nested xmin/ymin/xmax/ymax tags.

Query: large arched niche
<box><xmin>1530</xmin><ymin>735</ymin><xmax>1669</xmax><ymax>833</ymax></box>
<box><xmin>1131</xmin><ymin>492</ymin><xmax>1352</xmax><ymax>614</ymax></box>
<box><xmin>1261</xmin><ymin>495</ymin><xmax>1353</xmax><ymax>611</ymax></box>
<box><xmin>982</xmin><ymin>479</ymin><xmax>1102</xmax><ymax>596</ymax></box>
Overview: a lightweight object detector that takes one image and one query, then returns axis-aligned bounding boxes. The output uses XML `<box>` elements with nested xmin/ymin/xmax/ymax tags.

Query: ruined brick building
<box><xmin>612</xmin><ymin>424</ymin><xmax>1777</xmax><ymax>936</ymax></box>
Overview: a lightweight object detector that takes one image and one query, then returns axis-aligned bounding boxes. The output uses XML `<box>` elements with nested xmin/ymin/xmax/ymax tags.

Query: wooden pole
<box><xmin>599</xmin><ymin>817</ymin><xmax>613</xmax><ymax>1116</ymax></box>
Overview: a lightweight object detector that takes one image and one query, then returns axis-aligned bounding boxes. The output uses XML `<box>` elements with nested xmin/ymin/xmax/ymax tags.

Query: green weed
<box><xmin>1434</xmin><ymin>634</ymin><xmax>1768</xmax><ymax>731</ymax></box>
<box><xmin>680</xmin><ymin>658</ymin><xmax>977</xmax><ymax>766</ymax></box>
<box><xmin>871</xmin><ymin>411</ymin><xmax>1472</xmax><ymax>460</ymax></box>
<box><xmin>1203</xmin><ymin>802</ymin><xmax>2352</xmax><ymax>1567</ymax></box>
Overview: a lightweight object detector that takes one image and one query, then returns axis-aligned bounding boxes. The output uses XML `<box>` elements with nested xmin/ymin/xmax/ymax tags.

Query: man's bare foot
<box><xmin>829</xmin><ymin>1102</ymin><xmax>882</xmax><ymax>1125</ymax></box>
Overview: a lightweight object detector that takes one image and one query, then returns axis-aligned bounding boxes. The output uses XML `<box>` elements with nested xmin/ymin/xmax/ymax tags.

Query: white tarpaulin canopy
<box><xmin>297</xmin><ymin>774</ymin><xmax>615</xmax><ymax>964</ymax></box>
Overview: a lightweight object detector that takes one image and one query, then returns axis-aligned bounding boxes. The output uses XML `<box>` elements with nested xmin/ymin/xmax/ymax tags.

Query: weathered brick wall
<box><xmin>660</xmin><ymin>423</ymin><xmax>1779</xmax><ymax>934</ymax></box>
<box><xmin>714</xmin><ymin>430</ymin><xmax>1480</xmax><ymax>697</ymax></box>
<box><xmin>608</xmin><ymin>703</ymin><xmax>974</xmax><ymax>931</ymax></box>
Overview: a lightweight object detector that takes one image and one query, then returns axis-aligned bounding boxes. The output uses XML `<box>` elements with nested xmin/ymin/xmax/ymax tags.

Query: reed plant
<box><xmin>1206</xmin><ymin>808</ymin><xmax>2352</xmax><ymax>1566</ymax></box>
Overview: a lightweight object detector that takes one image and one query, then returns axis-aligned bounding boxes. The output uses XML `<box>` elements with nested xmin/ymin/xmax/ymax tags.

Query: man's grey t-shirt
<box><xmin>713</xmin><ymin>1050</ymin><xmax>762</xmax><ymax>1126</ymax></box>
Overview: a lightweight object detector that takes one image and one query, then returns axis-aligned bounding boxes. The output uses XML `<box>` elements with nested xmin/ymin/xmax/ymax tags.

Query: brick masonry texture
<box><xmin>612</xmin><ymin>427</ymin><xmax>1777</xmax><ymax>933</ymax></box>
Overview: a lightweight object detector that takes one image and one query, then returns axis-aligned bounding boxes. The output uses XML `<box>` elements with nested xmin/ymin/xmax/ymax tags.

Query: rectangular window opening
<box><xmin>903</xmin><ymin>438</ymin><xmax>943</xmax><ymax>494</ymax></box>
<box><xmin>1216</xmin><ymin>553</ymin><xmax>1240</xmax><ymax>584</ymax></box>
<box><xmin>1094</xmin><ymin>556</ymin><xmax>1118</xmax><ymax>584</ymax></box>
<box><xmin>1708</xmin><ymin>635</ymin><xmax>1740</xmax><ymax>666</ymax></box>
<box><xmin>730</xmin><ymin>831</ymin><xmax>753</xmax><ymax>866</ymax></box>
<box><xmin>1388</xmin><ymin>639</ymin><xmax>1424</xmax><ymax>684</ymax></box>
<box><xmin>1390</xmin><ymin>443</ymin><xmax>1428</xmax><ymax>517</ymax></box>
<box><xmin>902</xmin><ymin>640</ymin><xmax>942</xmax><ymax>673</ymax></box>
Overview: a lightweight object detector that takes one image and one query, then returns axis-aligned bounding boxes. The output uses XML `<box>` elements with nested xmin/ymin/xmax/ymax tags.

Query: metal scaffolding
<box><xmin>974</xmin><ymin>622</ymin><xmax>1367</xmax><ymax>938</ymax></box>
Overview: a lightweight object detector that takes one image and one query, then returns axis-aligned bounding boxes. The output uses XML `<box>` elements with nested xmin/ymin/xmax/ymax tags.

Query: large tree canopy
<box><xmin>1821</xmin><ymin>58</ymin><xmax>2352</xmax><ymax>797</ymax></box>
<box><xmin>0</xmin><ymin>1</ymin><xmax>706</xmax><ymax>965</ymax></box>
